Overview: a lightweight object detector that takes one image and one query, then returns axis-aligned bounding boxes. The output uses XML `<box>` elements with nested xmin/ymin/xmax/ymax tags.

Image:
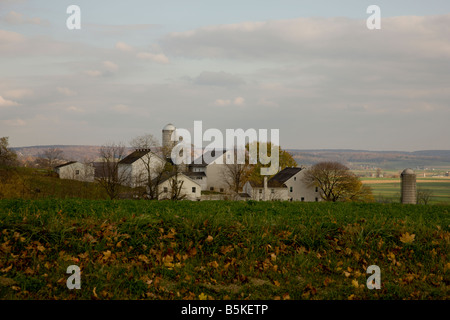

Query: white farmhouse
<box><xmin>156</xmin><ymin>172</ymin><xmax>201</xmax><ymax>201</ymax></box>
<box><xmin>270</xmin><ymin>167</ymin><xmax>322</xmax><ymax>202</ymax></box>
<box><xmin>242</xmin><ymin>167</ymin><xmax>322</xmax><ymax>202</ymax></box>
<box><xmin>54</xmin><ymin>161</ymin><xmax>95</xmax><ymax>182</ymax></box>
<box><xmin>118</xmin><ymin>148</ymin><xmax>166</xmax><ymax>188</ymax></box>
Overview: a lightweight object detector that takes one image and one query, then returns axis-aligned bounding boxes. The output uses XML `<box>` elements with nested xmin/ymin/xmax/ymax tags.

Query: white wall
<box><xmin>119</xmin><ymin>153</ymin><xmax>166</xmax><ymax>188</ymax></box>
<box><xmin>284</xmin><ymin>169</ymin><xmax>322</xmax><ymax>202</ymax></box>
<box><xmin>157</xmin><ymin>174</ymin><xmax>201</xmax><ymax>201</ymax></box>
<box><xmin>242</xmin><ymin>181</ymin><xmax>289</xmax><ymax>201</ymax></box>
<box><xmin>56</xmin><ymin>162</ymin><xmax>95</xmax><ymax>182</ymax></box>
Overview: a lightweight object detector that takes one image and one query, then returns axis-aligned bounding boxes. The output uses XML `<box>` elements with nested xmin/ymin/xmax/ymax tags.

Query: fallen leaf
<box><xmin>400</xmin><ymin>232</ymin><xmax>415</xmax><ymax>244</ymax></box>
<box><xmin>206</xmin><ymin>235</ymin><xmax>213</xmax><ymax>242</ymax></box>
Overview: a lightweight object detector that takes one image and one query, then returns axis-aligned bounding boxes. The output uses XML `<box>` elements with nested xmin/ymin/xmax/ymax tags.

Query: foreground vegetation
<box><xmin>0</xmin><ymin>200</ymin><xmax>449</xmax><ymax>300</ymax></box>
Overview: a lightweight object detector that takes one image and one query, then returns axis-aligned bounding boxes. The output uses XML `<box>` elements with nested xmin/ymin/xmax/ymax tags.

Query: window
<box><xmin>259</xmin><ymin>189</ymin><xmax>262</xmax><ymax>194</ymax></box>
<box><xmin>271</xmin><ymin>189</ymin><xmax>274</xmax><ymax>194</ymax></box>
<box><xmin>220</xmin><ymin>188</ymin><xmax>224</xmax><ymax>193</ymax></box>
<box><xmin>315</xmin><ymin>187</ymin><xmax>319</xmax><ymax>192</ymax></box>
<box><xmin>210</xmin><ymin>187</ymin><xmax>214</xmax><ymax>191</ymax></box>
<box><xmin>294</xmin><ymin>177</ymin><xmax>296</xmax><ymax>181</ymax></box>
<box><xmin>315</xmin><ymin>197</ymin><xmax>319</xmax><ymax>202</ymax></box>
<box><xmin>290</xmin><ymin>186</ymin><xmax>293</xmax><ymax>192</ymax></box>
<box><xmin>192</xmin><ymin>187</ymin><xmax>196</xmax><ymax>193</ymax></box>
<box><xmin>163</xmin><ymin>187</ymin><xmax>168</xmax><ymax>193</ymax></box>
<box><xmin>301</xmin><ymin>197</ymin><xmax>305</xmax><ymax>202</ymax></box>
<box><xmin>75</xmin><ymin>170</ymin><xmax>80</xmax><ymax>175</ymax></box>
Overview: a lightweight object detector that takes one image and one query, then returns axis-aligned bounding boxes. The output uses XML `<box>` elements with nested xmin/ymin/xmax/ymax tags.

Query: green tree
<box><xmin>246</xmin><ymin>142</ymin><xmax>297</xmax><ymax>184</ymax></box>
<box><xmin>0</xmin><ymin>137</ymin><xmax>18</xmax><ymax>167</ymax></box>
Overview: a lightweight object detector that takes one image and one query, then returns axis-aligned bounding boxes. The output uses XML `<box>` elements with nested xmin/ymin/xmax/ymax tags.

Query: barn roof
<box><xmin>54</xmin><ymin>161</ymin><xmax>78</xmax><ymax>169</ymax></box>
<box><xmin>118</xmin><ymin>149</ymin><xmax>156</xmax><ymax>164</ymax></box>
<box><xmin>269</xmin><ymin>167</ymin><xmax>303</xmax><ymax>184</ymax></box>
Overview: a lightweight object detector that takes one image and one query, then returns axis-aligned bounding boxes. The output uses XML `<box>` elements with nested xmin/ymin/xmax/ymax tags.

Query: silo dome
<box><xmin>163</xmin><ymin>123</ymin><xmax>176</xmax><ymax>131</ymax></box>
<box><xmin>401</xmin><ymin>168</ymin><xmax>415</xmax><ymax>175</ymax></box>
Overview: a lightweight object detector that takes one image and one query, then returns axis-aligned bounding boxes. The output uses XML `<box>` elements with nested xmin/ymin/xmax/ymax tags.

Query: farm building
<box><xmin>54</xmin><ymin>161</ymin><xmax>95</xmax><ymax>182</ymax></box>
<box><xmin>155</xmin><ymin>172</ymin><xmax>202</xmax><ymax>201</ymax></box>
<box><xmin>242</xmin><ymin>167</ymin><xmax>322</xmax><ymax>202</ymax></box>
<box><xmin>118</xmin><ymin>148</ymin><xmax>166</xmax><ymax>188</ymax></box>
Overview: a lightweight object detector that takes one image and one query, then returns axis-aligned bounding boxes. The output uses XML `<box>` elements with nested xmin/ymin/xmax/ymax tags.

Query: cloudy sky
<box><xmin>1</xmin><ymin>0</ymin><xmax>449</xmax><ymax>151</ymax></box>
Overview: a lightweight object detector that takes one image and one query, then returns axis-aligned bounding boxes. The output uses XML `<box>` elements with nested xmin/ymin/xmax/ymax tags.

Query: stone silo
<box><xmin>401</xmin><ymin>168</ymin><xmax>416</xmax><ymax>204</ymax></box>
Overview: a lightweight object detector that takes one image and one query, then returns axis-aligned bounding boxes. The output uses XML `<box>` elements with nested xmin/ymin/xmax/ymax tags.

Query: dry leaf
<box><xmin>400</xmin><ymin>232</ymin><xmax>415</xmax><ymax>244</ymax></box>
<box><xmin>206</xmin><ymin>235</ymin><xmax>213</xmax><ymax>242</ymax></box>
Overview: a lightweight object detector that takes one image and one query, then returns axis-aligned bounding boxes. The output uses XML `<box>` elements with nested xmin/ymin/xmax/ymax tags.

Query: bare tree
<box><xmin>303</xmin><ymin>161</ymin><xmax>373</xmax><ymax>202</ymax></box>
<box><xmin>168</xmin><ymin>172</ymin><xmax>186</xmax><ymax>200</ymax></box>
<box><xmin>36</xmin><ymin>147</ymin><xmax>65</xmax><ymax>169</ymax></box>
<box><xmin>220</xmin><ymin>149</ymin><xmax>252</xmax><ymax>198</ymax></box>
<box><xmin>417</xmin><ymin>188</ymin><xmax>433</xmax><ymax>205</ymax></box>
<box><xmin>95</xmin><ymin>142</ymin><xmax>128</xmax><ymax>199</ymax></box>
<box><xmin>130</xmin><ymin>134</ymin><xmax>168</xmax><ymax>199</ymax></box>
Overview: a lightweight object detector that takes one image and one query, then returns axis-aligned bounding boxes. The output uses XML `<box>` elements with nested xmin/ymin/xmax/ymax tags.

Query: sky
<box><xmin>1</xmin><ymin>0</ymin><xmax>450</xmax><ymax>151</ymax></box>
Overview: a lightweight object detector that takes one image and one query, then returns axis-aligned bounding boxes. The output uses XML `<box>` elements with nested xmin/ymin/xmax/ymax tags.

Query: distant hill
<box><xmin>12</xmin><ymin>145</ymin><xmax>450</xmax><ymax>171</ymax></box>
<box><xmin>287</xmin><ymin>149</ymin><xmax>450</xmax><ymax>171</ymax></box>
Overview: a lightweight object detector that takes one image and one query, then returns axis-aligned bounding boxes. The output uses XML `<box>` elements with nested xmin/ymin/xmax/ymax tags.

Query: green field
<box><xmin>0</xmin><ymin>199</ymin><xmax>449</xmax><ymax>300</ymax></box>
<box><xmin>363</xmin><ymin>179</ymin><xmax>450</xmax><ymax>204</ymax></box>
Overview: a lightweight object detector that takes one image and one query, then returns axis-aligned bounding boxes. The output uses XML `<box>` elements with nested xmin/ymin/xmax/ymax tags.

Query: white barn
<box><xmin>54</xmin><ymin>161</ymin><xmax>95</xmax><ymax>182</ymax></box>
<box><xmin>156</xmin><ymin>172</ymin><xmax>201</xmax><ymax>201</ymax></box>
<box><xmin>118</xmin><ymin>149</ymin><xmax>166</xmax><ymax>188</ymax></box>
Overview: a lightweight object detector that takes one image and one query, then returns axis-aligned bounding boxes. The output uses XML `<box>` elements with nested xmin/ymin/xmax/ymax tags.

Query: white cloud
<box><xmin>84</xmin><ymin>70</ymin><xmax>102</xmax><ymax>77</ymax></box>
<box><xmin>3</xmin><ymin>89</ymin><xmax>33</xmax><ymax>99</ymax></box>
<box><xmin>2</xmin><ymin>118</ymin><xmax>26</xmax><ymax>126</ymax></box>
<box><xmin>66</xmin><ymin>106</ymin><xmax>85</xmax><ymax>113</ymax></box>
<box><xmin>162</xmin><ymin>15</ymin><xmax>450</xmax><ymax>61</ymax></box>
<box><xmin>112</xmin><ymin>104</ymin><xmax>130</xmax><ymax>114</ymax></box>
<box><xmin>213</xmin><ymin>97</ymin><xmax>245</xmax><ymax>107</ymax></box>
<box><xmin>57</xmin><ymin>87</ymin><xmax>77</xmax><ymax>96</ymax></box>
<box><xmin>2</xmin><ymin>11</ymin><xmax>50</xmax><ymax>26</ymax></box>
<box><xmin>0</xmin><ymin>95</ymin><xmax>19</xmax><ymax>107</ymax></box>
<box><xmin>0</xmin><ymin>29</ymin><xmax>25</xmax><ymax>44</ymax></box>
<box><xmin>103</xmin><ymin>61</ymin><xmax>119</xmax><ymax>72</ymax></box>
<box><xmin>136</xmin><ymin>52</ymin><xmax>170</xmax><ymax>64</ymax></box>
<box><xmin>115</xmin><ymin>41</ymin><xmax>134</xmax><ymax>52</ymax></box>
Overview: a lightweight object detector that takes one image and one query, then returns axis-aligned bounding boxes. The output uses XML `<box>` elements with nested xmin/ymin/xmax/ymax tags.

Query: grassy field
<box><xmin>362</xmin><ymin>178</ymin><xmax>450</xmax><ymax>204</ymax></box>
<box><xmin>0</xmin><ymin>199</ymin><xmax>449</xmax><ymax>300</ymax></box>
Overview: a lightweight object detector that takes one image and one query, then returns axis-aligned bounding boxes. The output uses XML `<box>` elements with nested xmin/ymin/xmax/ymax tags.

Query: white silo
<box><xmin>401</xmin><ymin>168</ymin><xmax>416</xmax><ymax>204</ymax></box>
<box><xmin>162</xmin><ymin>123</ymin><xmax>176</xmax><ymax>157</ymax></box>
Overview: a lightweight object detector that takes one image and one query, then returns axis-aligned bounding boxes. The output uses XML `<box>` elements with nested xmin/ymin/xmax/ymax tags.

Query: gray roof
<box><xmin>54</xmin><ymin>161</ymin><xmax>78</xmax><ymax>169</ymax></box>
<box><xmin>119</xmin><ymin>149</ymin><xmax>156</xmax><ymax>165</ymax></box>
<box><xmin>190</xmin><ymin>149</ymin><xmax>228</xmax><ymax>167</ymax></box>
<box><xmin>269</xmin><ymin>167</ymin><xmax>302</xmax><ymax>184</ymax></box>
<box><xmin>184</xmin><ymin>171</ymin><xmax>207</xmax><ymax>177</ymax></box>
